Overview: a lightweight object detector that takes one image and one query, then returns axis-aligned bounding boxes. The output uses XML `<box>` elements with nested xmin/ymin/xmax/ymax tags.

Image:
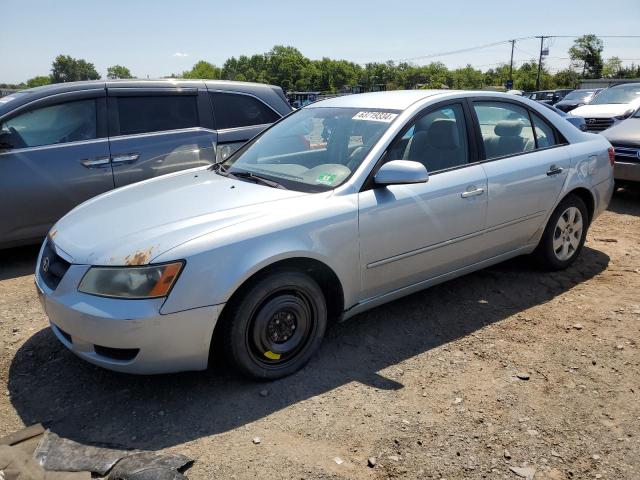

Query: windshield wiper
<box><xmin>211</xmin><ymin>162</ymin><xmax>228</xmax><ymax>174</ymax></box>
<box><xmin>227</xmin><ymin>171</ymin><xmax>288</xmax><ymax>190</ymax></box>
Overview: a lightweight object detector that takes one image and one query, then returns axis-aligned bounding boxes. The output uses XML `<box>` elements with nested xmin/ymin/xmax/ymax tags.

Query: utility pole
<box><xmin>536</xmin><ymin>36</ymin><xmax>546</xmax><ymax>90</ymax></box>
<box><xmin>509</xmin><ymin>39</ymin><xmax>515</xmax><ymax>87</ymax></box>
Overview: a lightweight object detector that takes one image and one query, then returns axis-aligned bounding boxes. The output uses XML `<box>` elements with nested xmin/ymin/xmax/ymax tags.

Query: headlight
<box><xmin>78</xmin><ymin>262</ymin><xmax>184</xmax><ymax>299</ymax></box>
<box><xmin>614</xmin><ymin>109</ymin><xmax>635</xmax><ymax>120</ymax></box>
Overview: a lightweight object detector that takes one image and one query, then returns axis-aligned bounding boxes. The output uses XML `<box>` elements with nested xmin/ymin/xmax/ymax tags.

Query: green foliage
<box><xmin>569</xmin><ymin>35</ymin><xmax>604</xmax><ymax>78</ymax></box>
<box><xmin>51</xmin><ymin>55</ymin><xmax>100</xmax><ymax>83</ymax></box>
<box><xmin>181</xmin><ymin>60</ymin><xmax>220</xmax><ymax>79</ymax></box>
<box><xmin>107</xmin><ymin>65</ymin><xmax>134</xmax><ymax>79</ymax></box>
<box><xmin>26</xmin><ymin>76</ymin><xmax>52</xmax><ymax>88</ymax></box>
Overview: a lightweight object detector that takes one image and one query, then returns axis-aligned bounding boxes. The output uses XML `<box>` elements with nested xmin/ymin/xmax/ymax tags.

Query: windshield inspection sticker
<box><xmin>352</xmin><ymin>111</ymin><xmax>398</xmax><ymax>123</ymax></box>
<box><xmin>316</xmin><ymin>173</ymin><xmax>337</xmax><ymax>185</ymax></box>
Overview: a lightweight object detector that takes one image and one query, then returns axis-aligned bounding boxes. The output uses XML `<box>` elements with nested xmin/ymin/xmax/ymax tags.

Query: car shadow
<box><xmin>609</xmin><ymin>184</ymin><xmax>640</xmax><ymax>216</ymax></box>
<box><xmin>0</xmin><ymin>244</ymin><xmax>40</xmax><ymax>281</ymax></box>
<box><xmin>8</xmin><ymin>246</ymin><xmax>609</xmax><ymax>451</ymax></box>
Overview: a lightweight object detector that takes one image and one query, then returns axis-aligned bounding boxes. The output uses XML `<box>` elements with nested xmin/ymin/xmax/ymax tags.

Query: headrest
<box><xmin>494</xmin><ymin>120</ymin><xmax>524</xmax><ymax>137</ymax></box>
<box><xmin>425</xmin><ymin>119</ymin><xmax>460</xmax><ymax>149</ymax></box>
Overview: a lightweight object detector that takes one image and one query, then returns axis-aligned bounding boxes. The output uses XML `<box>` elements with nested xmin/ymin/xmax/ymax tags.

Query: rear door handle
<box><xmin>111</xmin><ymin>153</ymin><xmax>140</xmax><ymax>165</ymax></box>
<box><xmin>461</xmin><ymin>187</ymin><xmax>485</xmax><ymax>198</ymax></box>
<box><xmin>546</xmin><ymin>165</ymin><xmax>564</xmax><ymax>176</ymax></box>
<box><xmin>80</xmin><ymin>156</ymin><xmax>111</xmax><ymax>168</ymax></box>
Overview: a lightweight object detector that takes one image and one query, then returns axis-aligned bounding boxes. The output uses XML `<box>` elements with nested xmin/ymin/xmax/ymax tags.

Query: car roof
<box><xmin>0</xmin><ymin>79</ymin><xmax>284</xmax><ymax>117</ymax></box>
<box><xmin>306</xmin><ymin>90</ymin><xmax>452</xmax><ymax>110</ymax></box>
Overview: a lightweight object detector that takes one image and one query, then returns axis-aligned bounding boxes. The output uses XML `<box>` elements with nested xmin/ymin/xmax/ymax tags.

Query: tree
<box><xmin>51</xmin><ymin>55</ymin><xmax>100</xmax><ymax>83</ymax></box>
<box><xmin>107</xmin><ymin>65</ymin><xmax>133</xmax><ymax>79</ymax></box>
<box><xmin>569</xmin><ymin>35</ymin><xmax>604</xmax><ymax>78</ymax></box>
<box><xmin>26</xmin><ymin>76</ymin><xmax>52</xmax><ymax>88</ymax></box>
<box><xmin>553</xmin><ymin>68</ymin><xmax>580</xmax><ymax>88</ymax></box>
<box><xmin>602</xmin><ymin>57</ymin><xmax>623</xmax><ymax>79</ymax></box>
<box><xmin>181</xmin><ymin>60</ymin><xmax>220</xmax><ymax>79</ymax></box>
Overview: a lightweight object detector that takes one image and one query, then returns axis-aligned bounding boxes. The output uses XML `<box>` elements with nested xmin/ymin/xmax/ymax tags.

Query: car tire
<box><xmin>221</xmin><ymin>269</ymin><xmax>327</xmax><ymax>381</ymax></box>
<box><xmin>534</xmin><ymin>194</ymin><xmax>589</xmax><ymax>271</ymax></box>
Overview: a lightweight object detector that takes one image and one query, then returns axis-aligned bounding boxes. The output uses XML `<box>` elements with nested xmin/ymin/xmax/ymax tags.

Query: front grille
<box><xmin>614</xmin><ymin>146</ymin><xmax>640</xmax><ymax>164</ymax></box>
<box><xmin>39</xmin><ymin>240</ymin><xmax>71</xmax><ymax>291</ymax></box>
<box><xmin>584</xmin><ymin>117</ymin><xmax>614</xmax><ymax>131</ymax></box>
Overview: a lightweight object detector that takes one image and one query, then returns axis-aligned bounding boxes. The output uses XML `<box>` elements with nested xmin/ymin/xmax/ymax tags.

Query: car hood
<box><xmin>601</xmin><ymin>117</ymin><xmax>640</xmax><ymax>146</ymax></box>
<box><xmin>571</xmin><ymin>102</ymin><xmax>638</xmax><ymax>118</ymax></box>
<box><xmin>50</xmin><ymin>167</ymin><xmax>310</xmax><ymax>265</ymax></box>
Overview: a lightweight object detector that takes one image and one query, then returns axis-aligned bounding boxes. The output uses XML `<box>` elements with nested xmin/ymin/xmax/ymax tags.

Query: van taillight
<box><xmin>608</xmin><ymin>147</ymin><xmax>615</xmax><ymax>166</ymax></box>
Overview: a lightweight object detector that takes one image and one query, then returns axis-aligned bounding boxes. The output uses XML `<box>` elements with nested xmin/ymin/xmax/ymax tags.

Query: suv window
<box><xmin>210</xmin><ymin>92</ymin><xmax>280</xmax><ymax>129</ymax></box>
<box><xmin>387</xmin><ymin>104</ymin><xmax>469</xmax><ymax>173</ymax></box>
<box><xmin>1</xmin><ymin>99</ymin><xmax>97</xmax><ymax>148</ymax></box>
<box><xmin>115</xmin><ymin>95</ymin><xmax>198</xmax><ymax>135</ymax></box>
<box><xmin>473</xmin><ymin>101</ymin><xmax>535</xmax><ymax>159</ymax></box>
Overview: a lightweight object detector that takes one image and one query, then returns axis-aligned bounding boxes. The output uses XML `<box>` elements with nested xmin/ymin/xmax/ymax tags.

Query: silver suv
<box><xmin>0</xmin><ymin>79</ymin><xmax>291</xmax><ymax>248</ymax></box>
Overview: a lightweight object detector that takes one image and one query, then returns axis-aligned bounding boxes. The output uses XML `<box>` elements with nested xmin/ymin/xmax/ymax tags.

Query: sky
<box><xmin>1</xmin><ymin>0</ymin><xmax>639</xmax><ymax>84</ymax></box>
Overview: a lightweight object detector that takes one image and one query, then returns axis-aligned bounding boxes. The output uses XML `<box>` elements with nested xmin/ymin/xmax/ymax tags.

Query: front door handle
<box><xmin>80</xmin><ymin>156</ymin><xmax>111</xmax><ymax>168</ymax></box>
<box><xmin>461</xmin><ymin>186</ymin><xmax>485</xmax><ymax>198</ymax></box>
<box><xmin>111</xmin><ymin>153</ymin><xmax>140</xmax><ymax>165</ymax></box>
<box><xmin>546</xmin><ymin>165</ymin><xmax>564</xmax><ymax>176</ymax></box>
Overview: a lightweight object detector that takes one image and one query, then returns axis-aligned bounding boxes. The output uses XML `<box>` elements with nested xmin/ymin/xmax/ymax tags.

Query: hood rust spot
<box><xmin>124</xmin><ymin>247</ymin><xmax>154</xmax><ymax>266</ymax></box>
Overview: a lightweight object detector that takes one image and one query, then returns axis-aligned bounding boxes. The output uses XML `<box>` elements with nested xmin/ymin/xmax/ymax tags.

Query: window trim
<box><xmin>0</xmin><ymin>95</ymin><xmax>105</xmax><ymax>151</ymax></box>
<box><xmin>466</xmin><ymin>96</ymin><xmax>569</xmax><ymax>164</ymax></box>
<box><xmin>361</xmin><ymin>99</ymin><xmax>479</xmax><ymax>192</ymax></box>
<box><xmin>207</xmin><ymin>90</ymin><xmax>282</xmax><ymax>130</ymax></box>
<box><xmin>107</xmin><ymin>89</ymin><xmax>201</xmax><ymax>137</ymax></box>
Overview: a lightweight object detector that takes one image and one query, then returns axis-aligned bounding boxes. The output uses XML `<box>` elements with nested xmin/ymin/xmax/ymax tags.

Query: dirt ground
<box><xmin>1</xmin><ymin>187</ymin><xmax>638</xmax><ymax>480</ymax></box>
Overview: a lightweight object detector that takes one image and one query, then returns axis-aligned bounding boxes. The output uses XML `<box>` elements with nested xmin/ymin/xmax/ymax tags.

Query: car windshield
<box><xmin>591</xmin><ymin>85</ymin><xmax>640</xmax><ymax>105</ymax></box>
<box><xmin>220</xmin><ymin>107</ymin><xmax>400</xmax><ymax>192</ymax></box>
<box><xmin>562</xmin><ymin>90</ymin><xmax>594</xmax><ymax>101</ymax></box>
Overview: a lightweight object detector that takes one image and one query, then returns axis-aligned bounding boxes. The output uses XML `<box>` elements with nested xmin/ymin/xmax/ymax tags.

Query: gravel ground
<box><xmin>1</xmin><ymin>187</ymin><xmax>639</xmax><ymax>480</ymax></box>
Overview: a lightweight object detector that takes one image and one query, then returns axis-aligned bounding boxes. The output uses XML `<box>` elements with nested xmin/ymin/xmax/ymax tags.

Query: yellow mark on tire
<box><xmin>264</xmin><ymin>350</ymin><xmax>281</xmax><ymax>360</ymax></box>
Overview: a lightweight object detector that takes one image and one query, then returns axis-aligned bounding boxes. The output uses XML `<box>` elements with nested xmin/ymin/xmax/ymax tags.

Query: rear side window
<box><xmin>210</xmin><ymin>92</ymin><xmax>280</xmax><ymax>129</ymax></box>
<box><xmin>530</xmin><ymin>112</ymin><xmax>557</xmax><ymax>149</ymax></box>
<box><xmin>115</xmin><ymin>95</ymin><xmax>198</xmax><ymax>135</ymax></box>
<box><xmin>473</xmin><ymin>102</ymin><xmax>535</xmax><ymax>160</ymax></box>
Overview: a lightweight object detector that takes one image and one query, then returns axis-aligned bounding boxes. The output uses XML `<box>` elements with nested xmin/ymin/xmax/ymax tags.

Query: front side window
<box><xmin>210</xmin><ymin>92</ymin><xmax>280</xmax><ymax>129</ymax></box>
<box><xmin>221</xmin><ymin>107</ymin><xmax>398</xmax><ymax>192</ymax></box>
<box><xmin>473</xmin><ymin>101</ymin><xmax>535</xmax><ymax>160</ymax></box>
<box><xmin>1</xmin><ymin>99</ymin><xmax>97</xmax><ymax>148</ymax></box>
<box><xmin>115</xmin><ymin>95</ymin><xmax>198</xmax><ymax>135</ymax></box>
<box><xmin>386</xmin><ymin>104</ymin><xmax>469</xmax><ymax>172</ymax></box>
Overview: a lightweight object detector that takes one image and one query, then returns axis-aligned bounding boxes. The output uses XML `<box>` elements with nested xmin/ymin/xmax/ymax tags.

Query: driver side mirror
<box><xmin>374</xmin><ymin>160</ymin><xmax>429</xmax><ymax>186</ymax></box>
<box><xmin>0</xmin><ymin>131</ymin><xmax>14</xmax><ymax>151</ymax></box>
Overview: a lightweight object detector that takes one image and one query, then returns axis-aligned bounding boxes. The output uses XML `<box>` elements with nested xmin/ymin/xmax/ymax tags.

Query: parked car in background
<box><xmin>529</xmin><ymin>89</ymin><xmax>573</xmax><ymax>105</ymax></box>
<box><xmin>571</xmin><ymin>83</ymin><xmax>640</xmax><ymax>132</ymax></box>
<box><xmin>0</xmin><ymin>79</ymin><xmax>292</xmax><ymax>248</ymax></box>
<box><xmin>601</xmin><ymin>109</ymin><xmax>640</xmax><ymax>186</ymax></box>
<box><xmin>36</xmin><ymin>90</ymin><xmax>613</xmax><ymax>380</ymax></box>
<box><xmin>554</xmin><ymin>88</ymin><xmax>601</xmax><ymax>112</ymax></box>
<box><xmin>538</xmin><ymin>102</ymin><xmax>588</xmax><ymax>131</ymax></box>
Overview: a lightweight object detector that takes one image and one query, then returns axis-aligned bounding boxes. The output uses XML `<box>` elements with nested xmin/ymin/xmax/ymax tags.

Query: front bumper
<box><xmin>614</xmin><ymin>161</ymin><xmax>640</xmax><ymax>183</ymax></box>
<box><xmin>35</xmin><ymin>249</ymin><xmax>223</xmax><ymax>375</ymax></box>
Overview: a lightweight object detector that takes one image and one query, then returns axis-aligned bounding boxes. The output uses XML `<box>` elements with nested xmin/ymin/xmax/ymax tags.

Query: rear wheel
<box><xmin>222</xmin><ymin>270</ymin><xmax>327</xmax><ymax>380</ymax></box>
<box><xmin>534</xmin><ymin>194</ymin><xmax>589</xmax><ymax>270</ymax></box>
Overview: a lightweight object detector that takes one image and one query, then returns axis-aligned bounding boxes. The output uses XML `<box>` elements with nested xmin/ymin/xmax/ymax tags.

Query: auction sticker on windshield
<box><xmin>352</xmin><ymin>111</ymin><xmax>398</xmax><ymax>123</ymax></box>
<box><xmin>316</xmin><ymin>173</ymin><xmax>337</xmax><ymax>185</ymax></box>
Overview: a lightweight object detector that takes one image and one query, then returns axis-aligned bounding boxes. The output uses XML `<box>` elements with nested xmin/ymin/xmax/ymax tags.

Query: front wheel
<box><xmin>221</xmin><ymin>270</ymin><xmax>327</xmax><ymax>380</ymax></box>
<box><xmin>534</xmin><ymin>194</ymin><xmax>589</xmax><ymax>270</ymax></box>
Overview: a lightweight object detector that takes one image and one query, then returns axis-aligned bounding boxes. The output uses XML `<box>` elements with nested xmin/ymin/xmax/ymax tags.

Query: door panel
<box><xmin>0</xmin><ymin>139</ymin><xmax>113</xmax><ymax>244</ymax></box>
<box><xmin>358</xmin><ymin>165</ymin><xmax>488</xmax><ymax>301</ymax></box>
<box><xmin>109</xmin><ymin>128</ymin><xmax>216</xmax><ymax>188</ymax></box>
<box><xmin>479</xmin><ymin>148</ymin><xmax>569</xmax><ymax>256</ymax></box>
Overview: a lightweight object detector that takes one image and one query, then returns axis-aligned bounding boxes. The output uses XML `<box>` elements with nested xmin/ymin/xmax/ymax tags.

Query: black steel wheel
<box><xmin>222</xmin><ymin>270</ymin><xmax>327</xmax><ymax>380</ymax></box>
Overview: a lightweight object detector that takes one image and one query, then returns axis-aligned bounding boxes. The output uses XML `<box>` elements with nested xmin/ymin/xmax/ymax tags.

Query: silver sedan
<box><xmin>35</xmin><ymin>90</ymin><xmax>614</xmax><ymax>380</ymax></box>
